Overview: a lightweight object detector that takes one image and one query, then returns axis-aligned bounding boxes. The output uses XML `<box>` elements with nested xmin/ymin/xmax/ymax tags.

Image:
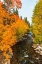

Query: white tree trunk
<box><xmin>5</xmin><ymin>59</ymin><xmax>10</xmax><ymax>64</ymax></box>
<box><xmin>0</xmin><ymin>53</ymin><xmax>10</xmax><ymax>64</ymax></box>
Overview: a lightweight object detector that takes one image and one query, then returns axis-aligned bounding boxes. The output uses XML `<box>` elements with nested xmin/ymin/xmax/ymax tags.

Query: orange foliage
<box><xmin>0</xmin><ymin>1</ymin><xmax>29</xmax><ymax>60</ymax></box>
<box><xmin>1</xmin><ymin>0</ymin><xmax>22</xmax><ymax>9</ymax></box>
<box><xmin>12</xmin><ymin>0</ymin><xmax>22</xmax><ymax>8</ymax></box>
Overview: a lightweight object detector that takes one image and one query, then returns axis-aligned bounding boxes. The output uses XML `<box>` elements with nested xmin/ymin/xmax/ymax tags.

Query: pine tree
<box><xmin>24</xmin><ymin>17</ymin><xmax>30</xmax><ymax>27</ymax></box>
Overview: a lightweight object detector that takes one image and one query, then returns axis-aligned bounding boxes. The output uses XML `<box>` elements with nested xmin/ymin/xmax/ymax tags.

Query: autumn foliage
<box><xmin>3</xmin><ymin>0</ymin><xmax>22</xmax><ymax>9</ymax></box>
<box><xmin>31</xmin><ymin>0</ymin><xmax>42</xmax><ymax>44</ymax></box>
<box><xmin>0</xmin><ymin>1</ymin><xmax>29</xmax><ymax>60</ymax></box>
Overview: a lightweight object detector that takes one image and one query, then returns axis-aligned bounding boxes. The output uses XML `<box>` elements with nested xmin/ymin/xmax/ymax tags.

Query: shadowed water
<box><xmin>11</xmin><ymin>33</ymin><xmax>42</xmax><ymax>64</ymax></box>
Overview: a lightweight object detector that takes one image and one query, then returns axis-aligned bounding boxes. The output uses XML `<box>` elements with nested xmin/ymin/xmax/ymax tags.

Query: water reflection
<box><xmin>11</xmin><ymin>33</ymin><xmax>42</xmax><ymax>64</ymax></box>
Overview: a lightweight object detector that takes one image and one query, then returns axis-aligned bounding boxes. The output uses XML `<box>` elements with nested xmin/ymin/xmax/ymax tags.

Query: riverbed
<box><xmin>11</xmin><ymin>33</ymin><xmax>42</xmax><ymax>64</ymax></box>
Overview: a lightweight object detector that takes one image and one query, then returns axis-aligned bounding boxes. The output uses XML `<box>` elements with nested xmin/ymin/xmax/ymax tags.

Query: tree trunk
<box><xmin>0</xmin><ymin>53</ymin><xmax>10</xmax><ymax>64</ymax></box>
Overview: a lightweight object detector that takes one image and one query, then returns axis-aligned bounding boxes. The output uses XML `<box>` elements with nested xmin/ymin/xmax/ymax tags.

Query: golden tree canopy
<box><xmin>31</xmin><ymin>0</ymin><xmax>42</xmax><ymax>44</ymax></box>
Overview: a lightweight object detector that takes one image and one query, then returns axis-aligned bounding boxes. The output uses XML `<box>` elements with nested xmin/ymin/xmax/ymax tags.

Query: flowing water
<box><xmin>11</xmin><ymin>33</ymin><xmax>42</xmax><ymax>64</ymax></box>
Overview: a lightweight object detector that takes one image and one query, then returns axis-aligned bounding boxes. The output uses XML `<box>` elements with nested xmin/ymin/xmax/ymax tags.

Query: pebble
<box><xmin>24</xmin><ymin>55</ymin><xmax>29</xmax><ymax>58</ymax></box>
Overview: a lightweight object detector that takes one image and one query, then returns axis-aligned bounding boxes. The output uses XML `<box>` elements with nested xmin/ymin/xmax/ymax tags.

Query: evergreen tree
<box><xmin>13</xmin><ymin>9</ymin><xmax>19</xmax><ymax>15</ymax></box>
<box><xmin>24</xmin><ymin>17</ymin><xmax>30</xmax><ymax>27</ymax></box>
<box><xmin>20</xmin><ymin>16</ymin><xmax>22</xmax><ymax>20</ymax></box>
